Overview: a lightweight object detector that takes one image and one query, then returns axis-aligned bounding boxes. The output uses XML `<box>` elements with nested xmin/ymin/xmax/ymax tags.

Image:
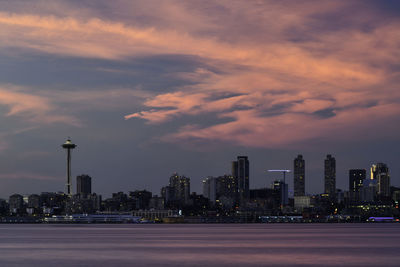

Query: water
<box><xmin>0</xmin><ymin>224</ymin><xmax>399</xmax><ymax>266</ymax></box>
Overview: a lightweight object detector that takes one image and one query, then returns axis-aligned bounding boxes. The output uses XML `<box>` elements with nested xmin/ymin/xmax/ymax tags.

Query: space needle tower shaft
<box><xmin>62</xmin><ymin>138</ymin><xmax>77</xmax><ymax>196</ymax></box>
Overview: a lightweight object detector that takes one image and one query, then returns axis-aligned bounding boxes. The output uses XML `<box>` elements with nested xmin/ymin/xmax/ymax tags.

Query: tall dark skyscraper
<box><xmin>371</xmin><ymin>163</ymin><xmax>390</xmax><ymax>199</ymax></box>
<box><xmin>272</xmin><ymin>180</ymin><xmax>288</xmax><ymax>206</ymax></box>
<box><xmin>324</xmin><ymin>154</ymin><xmax>336</xmax><ymax>199</ymax></box>
<box><xmin>293</xmin><ymin>155</ymin><xmax>305</xmax><ymax>196</ymax></box>
<box><xmin>77</xmin><ymin>174</ymin><xmax>92</xmax><ymax>195</ymax></box>
<box><xmin>349</xmin><ymin>169</ymin><xmax>366</xmax><ymax>203</ymax></box>
<box><xmin>232</xmin><ymin>156</ymin><xmax>249</xmax><ymax>204</ymax></box>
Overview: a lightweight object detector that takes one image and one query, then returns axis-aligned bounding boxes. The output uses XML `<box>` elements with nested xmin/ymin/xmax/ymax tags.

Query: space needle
<box><xmin>62</xmin><ymin>138</ymin><xmax>77</xmax><ymax>196</ymax></box>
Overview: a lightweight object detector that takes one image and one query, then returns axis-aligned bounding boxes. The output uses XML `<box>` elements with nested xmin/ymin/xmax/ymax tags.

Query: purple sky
<box><xmin>0</xmin><ymin>0</ymin><xmax>399</xmax><ymax>198</ymax></box>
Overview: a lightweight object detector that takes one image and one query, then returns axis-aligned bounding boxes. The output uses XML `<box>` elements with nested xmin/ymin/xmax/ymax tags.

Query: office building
<box><xmin>324</xmin><ymin>154</ymin><xmax>336</xmax><ymax>200</ymax></box>
<box><xmin>77</xmin><ymin>174</ymin><xmax>92</xmax><ymax>196</ymax></box>
<box><xmin>203</xmin><ymin>175</ymin><xmax>236</xmax><ymax>204</ymax></box>
<box><xmin>360</xmin><ymin>179</ymin><xmax>377</xmax><ymax>203</ymax></box>
<box><xmin>272</xmin><ymin>180</ymin><xmax>288</xmax><ymax>206</ymax></box>
<box><xmin>294</xmin><ymin>155</ymin><xmax>305</xmax><ymax>196</ymax></box>
<box><xmin>349</xmin><ymin>169</ymin><xmax>366</xmax><ymax>203</ymax></box>
<box><xmin>203</xmin><ymin>176</ymin><xmax>217</xmax><ymax>202</ymax></box>
<box><xmin>232</xmin><ymin>156</ymin><xmax>249</xmax><ymax>204</ymax></box>
<box><xmin>371</xmin><ymin>163</ymin><xmax>390</xmax><ymax>199</ymax></box>
<box><xmin>168</xmin><ymin>173</ymin><xmax>191</xmax><ymax>205</ymax></box>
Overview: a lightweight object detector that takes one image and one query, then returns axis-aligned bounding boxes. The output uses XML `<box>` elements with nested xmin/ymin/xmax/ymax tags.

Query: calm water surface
<box><xmin>0</xmin><ymin>224</ymin><xmax>398</xmax><ymax>266</ymax></box>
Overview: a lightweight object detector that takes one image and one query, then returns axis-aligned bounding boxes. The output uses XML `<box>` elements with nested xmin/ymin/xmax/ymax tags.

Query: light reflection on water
<box><xmin>0</xmin><ymin>224</ymin><xmax>399</xmax><ymax>266</ymax></box>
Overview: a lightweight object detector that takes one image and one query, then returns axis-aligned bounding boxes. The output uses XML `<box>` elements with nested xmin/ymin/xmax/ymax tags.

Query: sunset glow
<box><xmin>0</xmin><ymin>0</ymin><xmax>399</xmax><ymax>196</ymax></box>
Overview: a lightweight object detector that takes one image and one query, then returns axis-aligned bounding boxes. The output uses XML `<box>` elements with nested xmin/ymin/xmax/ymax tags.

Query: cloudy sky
<box><xmin>0</xmin><ymin>0</ymin><xmax>399</xmax><ymax>198</ymax></box>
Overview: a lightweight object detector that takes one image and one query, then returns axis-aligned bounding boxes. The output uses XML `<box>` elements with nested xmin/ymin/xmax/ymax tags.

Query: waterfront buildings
<box><xmin>1</xmin><ymin>146</ymin><xmax>399</xmax><ymax>222</ymax></box>
<box><xmin>324</xmin><ymin>154</ymin><xmax>336</xmax><ymax>200</ymax></box>
<box><xmin>294</xmin><ymin>155</ymin><xmax>305</xmax><ymax>196</ymax></box>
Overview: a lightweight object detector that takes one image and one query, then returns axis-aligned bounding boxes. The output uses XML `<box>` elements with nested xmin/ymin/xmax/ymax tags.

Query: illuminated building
<box><xmin>324</xmin><ymin>154</ymin><xmax>336</xmax><ymax>200</ymax></box>
<box><xmin>371</xmin><ymin>163</ymin><xmax>390</xmax><ymax>199</ymax></box>
<box><xmin>203</xmin><ymin>175</ymin><xmax>236</xmax><ymax>205</ymax></box>
<box><xmin>294</xmin><ymin>155</ymin><xmax>305</xmax><ymax>196</ymax></box>
<box><xmin>77</xmin><ymin>174</ymin><xmax>92</xmax><ymax>196</ymax></box>
<box><xmin>232</xmin><ymin>156</ymin><xmax>249</xmax><ymax>205</ymax></box>
<box><xmin>168</xmin><ymin>173</ymin><xmax>191</xmax><ymax>206</ymax></box>
<box><xmin>349</xmin><ymin>169</ymin><xmax>366</xmax><ymax>203</ymax></box>
<box><xmin>294</xmin><ymin>196</ymin><xmax>312</xmax><ymax>210</ymax></box>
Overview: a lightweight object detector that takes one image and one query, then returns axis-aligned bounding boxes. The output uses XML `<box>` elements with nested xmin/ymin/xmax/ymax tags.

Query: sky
<box><xmin>0</xmin><ymin>0</ymin><xmax>399</xmax><ymax>198</ymax></box>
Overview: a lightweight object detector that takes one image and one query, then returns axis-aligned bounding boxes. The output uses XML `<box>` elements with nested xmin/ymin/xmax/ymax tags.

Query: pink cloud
<box><xmin>0</xmin><ymin>86</ymin><xmax>79</xmax><ymax>125</ymax></box>
<box><xmin>0</xmin><ymin>2</ymin><xmax>399</xmax><ymax>148</ymax></box>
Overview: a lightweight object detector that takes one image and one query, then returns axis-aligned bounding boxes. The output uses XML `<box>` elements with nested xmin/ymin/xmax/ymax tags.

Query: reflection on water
<box><xmin>0</xmin><ymin>224</ymin><xmax>399</xmax><ymax>266</ymax></box>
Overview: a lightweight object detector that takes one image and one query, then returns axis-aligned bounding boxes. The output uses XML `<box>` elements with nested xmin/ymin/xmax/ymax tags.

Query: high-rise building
<box><xmin>203</xmin><ymin>175</ymin><xmax>236</xmax><ymax>204</ymax></box>
<box><xmin>349</xmin><ymin>169</ymin><xmax>366</xmax><ymax>203</ymax></box>
<box><xmin>232</xmin><ymin>156</ymin><xmax>249</xmax><ymax>204</ymax></box>
<box><xmin>203</xmin><ymin>176</ymin><xmax>217</xmax><ymax>203</ymax></box>
<box><xmin>371</xmin><ymin>163</ymin><xmax>390</xmax><ymax>199</ymax></box>
<box><xmin>324</xmin><ymin>154</ymin><xmax>336</xmax><ymax>199</ymax></box>
<box><xmin>272</xmin><ymin>180</ymin><xmax>288</xmax><ymax>206</ymax></box>
<box><xmin>168</xmin><ymin>173</ymin><xmax>190</xmax><ymax>205</ymax></box>
<box><xmin>294</xmin><ymin>155</ymin><xmax>305</xmax><ymax>196</ymax></box>
<box><xmin>360</xmin><ymin>179</ymin><xmax>377</xmax><ymax>203</ymax></box>
<box><xmin>76</xmin><ymin>174</ymin><xmax>92</xmax><ymax>196</ymax></box>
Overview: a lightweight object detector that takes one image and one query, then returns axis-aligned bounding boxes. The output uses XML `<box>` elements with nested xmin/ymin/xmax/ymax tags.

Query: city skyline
<box><xmin>0</xmin><ymin>1</ymin><xmax>399</xmax><ymax>198</ymax></box>
<box><xmin>1</xmin><ymin>138</ymin><xmax>396</xmax><ymax>200</ymax></box>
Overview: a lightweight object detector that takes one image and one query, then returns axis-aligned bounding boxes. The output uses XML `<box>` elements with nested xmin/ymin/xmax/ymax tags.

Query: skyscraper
<box><xmin>294</xmin><ymin>155</ymin><xmax>305</xmax><ymax>196</ymax></box>
<box><xmin>232</xmin><ymin>156</ymin><xmax>249</xmax><ymax>205</ymax></box>
<box><xmin>324</xmin><ymin>154</ymin><xmax>336</xmax><ymax>199</ymax></box>
<box><xmin>169</xmin><ymin>173</ymin><xmax>191</xmax><ymax>205</ymax></box>
<box><xmin>349</xmin><ymin>169</ymin><xmax>366</xmax><ymax>203</ymax></box>
<box><xmin>77</xmin><ymin>174</ymin><xmax>92</xmax><ymax>196</ymax></box>
<box><xmin>272</xmin><ymin>180</ymin><xmax>288</xmax><ymax>206</ymax></box>
<box><xmin>371</xmin><ymin>163</ymin><xmax>390</xmax><ymax>199</ymax></box>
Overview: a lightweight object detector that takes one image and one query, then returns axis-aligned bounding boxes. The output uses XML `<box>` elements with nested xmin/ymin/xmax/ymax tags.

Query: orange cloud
<box><xmin>1</xmin><ymin>1</ymin><xmax>399</xmax><ymax>148</ymax></box>
<box><xmin>0</xmin><ymin>85</ymin><xmax>79</xmax><ymax>125</ymax></box>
